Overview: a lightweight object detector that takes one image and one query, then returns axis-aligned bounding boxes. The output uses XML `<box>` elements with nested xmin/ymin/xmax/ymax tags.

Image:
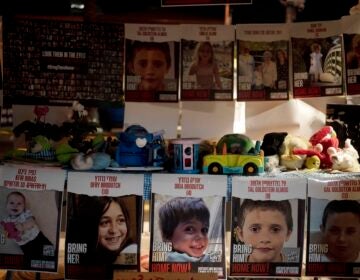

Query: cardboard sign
<box><xmin>114</xmin><ymin>272</ymin><xmax>218</xmax><ymax>280</ymax></box>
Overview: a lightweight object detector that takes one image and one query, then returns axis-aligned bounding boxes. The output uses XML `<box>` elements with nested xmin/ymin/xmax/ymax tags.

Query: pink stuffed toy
<box><xmin>0</xmin><ymin>221</ymin><xmax>21</xmax><ymax>241</ymax></box>
<box><xmin>293</xmin><ymin>126</ymin><xmax>339</xmax><ymax>169</ymax></box>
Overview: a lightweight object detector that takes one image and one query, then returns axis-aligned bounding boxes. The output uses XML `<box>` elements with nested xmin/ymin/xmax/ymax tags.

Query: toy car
<box><xmin>202</xmin><ymin>134</ymin><xmax>264</xmax><ymax>175</ymax></box>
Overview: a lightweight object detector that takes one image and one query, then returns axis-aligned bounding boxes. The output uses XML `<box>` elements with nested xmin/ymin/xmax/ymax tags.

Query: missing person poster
<box><xmin>306</xmin><ymin>176</ymin><xmax>360</xmax><ymax>277</ymax></box>
<box><xmin>236</xmin><ymin>23</ymin><xmax>290</xmax><ymax>101</ymax></box>
<box><xmin>0</xmin><ymin>163</ymin><xmax>66</xmax><ymax>273</ymax></box>
<box><xmin>124</xmin><ymin>23</ymin><xmax>179</xmax><ymax>102</ymax></box>
<box><xmin>342</xmin><ymin>14</ymin><xmax>360</xmax><ymax>95</ymax></box>
<box><xmin>180</xmin><ymin>24</ymin><xmax>234</xmax><ymax>101</ymax></box>
<box><xmin>291</xmin><ymin>20</ymin><xmax>344</xmax><ymax>98</ymax></box>
<box><xmin>230</xmin><ymin>176</ymin><xmax>306</xmax><ymax>277</ymax></box>
<box><xmin>65</xmin><ymin>171</ymin><xmax>143</xmax><ymax>280</ymax></box>
<box><xmin>150</xmin><ymin>174</ymin><xmax>227</xmax><ymax>279</ymax></box>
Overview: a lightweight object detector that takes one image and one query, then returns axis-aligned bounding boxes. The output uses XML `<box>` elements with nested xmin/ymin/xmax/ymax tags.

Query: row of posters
<box><xmin>0</xmin><ymin>165</ymin><xmax>359</xmax><ymax>279</ymax></box>
<box><xmin>123</xmin><ymin>15</ymin><xmax>360</xmax><ymax>102</ymax></box>
<box><xmin>3</xmin><ymin>15</ymin><xmax>360</xmax><ymax>105</ymax></box>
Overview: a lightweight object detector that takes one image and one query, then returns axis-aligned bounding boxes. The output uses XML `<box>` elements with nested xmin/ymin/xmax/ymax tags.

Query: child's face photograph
<box><xmin>132</xmin><ymin>48</ymin><xmax>169</xmax><ymax>91</ymax></box>
<box><xmin>321</xmin><ymin>212</ymin><xmax>360</xmax><ymax>262</ymax></box>
<box><xmin>237</xmin><ymin>208</ymin><xmax>291</xmax><ymax>262</ymax></box>
<box><xmin>6</xmin><ymin>194</ymin><xmax>25</xmax><ymax>217</ymax></box>
<box><xmin>171</xmin><ymin>218</ymin><xmax>209</xmax><ymax>258</ymax></box>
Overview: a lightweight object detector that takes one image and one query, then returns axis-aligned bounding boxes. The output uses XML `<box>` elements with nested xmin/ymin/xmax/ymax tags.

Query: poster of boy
<box><xmin>124</xmin><ymin>23</ymin><xmax>179</xmax><ymax>102</ymax></box>
<box><xmin>150</xmin><ymin>174</ymin><xmax>227</xmax><ymax>279</ymax></box>
<box><xmin>181</xmin><ymin>24</ymin><xmax>234</xmax><ymax>101</ymax></box>
<box><xmin>291</xmin><ymin>20</ymin><xmax>343</xmax><ymax>98</ymax></box>
<box><xmin>306</xmin><ymin>177</ymin><xmax>360</xmax><ymax>277</ymax></box>
<box><xmin>230</xmin><ymin>176</ymin><xmax>306</xmax><ymax>277</ymax></box>
<box><xmin>342</xmin><ymin>15</ymin><xmax>360</xmax><ymax>95</ymax></box>
<box><xmin>0</xmin><ymin>164</ymin><xmax>65</xmax><ymax>273</ymax></box>
<box><xmin>236</xmin><ymin>23</ymin><xmax>290</xmax><ymax>101</ymax></box>
<box><xmin>65</xmin><ymin>171</ymin><xmax>143</xmax><ymax>280</ymax></box>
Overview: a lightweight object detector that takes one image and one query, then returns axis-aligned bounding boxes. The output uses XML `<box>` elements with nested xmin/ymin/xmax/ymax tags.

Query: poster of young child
<box><xmin>230</xmin><ymin>176</ymin><xmax>306</xmax><ymax>277</ymax></box>
<box><xmin>291</xmin><ymin>20</ymin><xmax>343</xmax><ymax>98</ymax></box>
<box><xmin>181</xmin><ymin>24</ymin><xmax>234</xmax><ymax>101</ymax></box>
<box><xmin>0</xmin><ymin>164</ymin><xmax>66</xmax><ymax>273</ymax></box>
<box><xmin>150</xmin><ymin>174</ymin><xmax>227</xmax><ymax>279</ymax></box>
<box><xmin>342</xmin><ymin>15</ymin><xmax>360</xmax><ymax>95</ymax></box>
<box><xmin>65</xmin><ymin>171</ymin><xmax>143</xmax><ymax>280</ymax></box>
<box><xmin>124</xmin><ymin>23</ymin><xmax>179</xmax><ymax>102</ymax></box>
<box><xmin>306</xmin><ymin>176</ymin><xmax>360</xmax><ymax>277</ymax></box>
<box><xmin>236</xmin><ymin>24</ymin><xmax>290</xmax><ymax>101</ymax></box>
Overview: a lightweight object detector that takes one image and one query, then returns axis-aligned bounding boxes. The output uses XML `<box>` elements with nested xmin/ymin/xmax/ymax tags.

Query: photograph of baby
<box><xmin>0</xmin><ymin>188</ymin><xmax>61</xmax><ymax>272</ymax></box>
<box><xmin>308</xmin><ymin>198</ymin><xmax>360</xmax><ymax>263</ymax></box>
<box><xmin>231</xmin><ymin>198</ymin><xmax>303</xmax><ymax>264</ymax></box>
<box><xmin>151</xmin><ymin>194</ymin><xmax>225</xmax><ymax>276</ymax></box>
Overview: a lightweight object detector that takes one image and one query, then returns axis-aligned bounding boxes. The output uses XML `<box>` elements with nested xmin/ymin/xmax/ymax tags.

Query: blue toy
<box><xmin>115</xmin><ymin>125</ymin><xmax>166</xmax><ymax>167</ymax></box>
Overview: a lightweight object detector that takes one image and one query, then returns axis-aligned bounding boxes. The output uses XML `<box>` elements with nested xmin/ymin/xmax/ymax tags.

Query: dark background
<box><xmin>0</xmin><ymin>0</ymin><xmax>359</xmax><ymax>24</ymax></box>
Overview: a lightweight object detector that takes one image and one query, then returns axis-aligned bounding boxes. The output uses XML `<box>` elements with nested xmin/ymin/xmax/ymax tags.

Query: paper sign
<box><xmin>114</xmin><ymin>272</ymin><xmax>218</xmax><ymax>280</ymax></box>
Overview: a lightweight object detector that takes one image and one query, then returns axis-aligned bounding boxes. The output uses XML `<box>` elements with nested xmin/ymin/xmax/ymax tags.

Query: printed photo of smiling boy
<box><xmin>150</xmin><ymin>194</ymin><xmax>226</xmax><ymax>277</ymax></box>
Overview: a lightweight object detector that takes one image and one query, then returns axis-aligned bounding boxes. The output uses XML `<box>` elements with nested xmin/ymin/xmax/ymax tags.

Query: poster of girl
<box><xmin>65</xmin><ymin>171</ymin><xmax>143</xmax><ymax>280</ymax></box>
<box><xmin>181</xmin><ymin>24</ymin><xmax>234</xmax><ymax>101</ymax></box>
<box><xmin>291</xmin><ymin>20</ymin><xmax>343</xmax><ymax>98</ymax></box>
<box><xmin>0</xmin><ymin>165</ymin><xmax>66</xmax><ymax>273</ymax></box>
<box><xmin>125</xmin><ymin>23</ymin><xmax>179</xmax><ymax>102</ymax></box>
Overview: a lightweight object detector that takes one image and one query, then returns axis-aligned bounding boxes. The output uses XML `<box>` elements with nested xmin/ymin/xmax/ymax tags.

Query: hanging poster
<box><xmin>0</xmin><ymin>164</ymin><xmax>65</xmax><ymax>273</ymax></box>
<box><xmin>65</xmin><ymin>171</ymin><xmax>143</xmax><ymax>280</ymax></box>
<box><xmin>341</xmin><ymin>14</ymin><xmax>360</xmax><ymax>95</ymax></box>
<box><xmin>236</xmin><ymin>24</ymin><xmax>290</xmax><ymax>101</ymax></box>
<box><xmin>230</xmin><ymin>176</ymin><xmax>306</xmax><ymax>277</ymax></box>
<box><xmin>291</xmin><ymin>20</ymin><xmax>344</xmax><ymax>98</ymax></box>
<box><xmin>2</xmin><ymin>18</ymin><xmax>124</xmax><ymax>106</ymax></box>
<box><xmin>150</xmin><ymin>174</ymin><xmax>227</xmax><ymax>279</ymax></box>
<box><xmin>306</xmin><ymin>176</ymin><xmax>360</xmax><ymax>277</ymax></box>
<box><xmin>181</xmin><ymin>24</ymin><xmax>234</xmax><ymax>101</ymax></box>
<box><xmin>124</xmin><ymin>23</ymin><xmax>179</xmax><ymax>102</ymax></box>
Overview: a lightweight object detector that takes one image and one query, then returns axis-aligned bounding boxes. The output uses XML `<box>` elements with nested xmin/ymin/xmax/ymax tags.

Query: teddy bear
<box><xmin>327</xmin><ymin>138</ymin><xmax>360</xmax><ymax>172</ymax></box>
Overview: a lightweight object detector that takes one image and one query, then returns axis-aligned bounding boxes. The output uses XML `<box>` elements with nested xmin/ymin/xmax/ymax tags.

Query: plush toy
<box><xmin>261</xmin><ymin>132</ymin><xmax>288</xmax><ymax>172</ymax></box>
<box><xmin>70</xmin><ymin>152</ymin><xmax>117</xmax><ymax>170</ymax></box>
<box><xmin>0</xmin><ymin>221</ymin><xmax>21</xmax><ymax>241</ymax></box>
<box><xmin>327</xmin><ymin>138</ymin><xmax>360</xmax><ymax>172</ymax></box>
<box><xmin>279</xmin><ymin>134</ymin><xmax>312</xmax><ymax>170</ymax></box>
<box><xmin>304</xmin><ymin>155</ymin><xmax>321</xmax><ymax>170</ymax></box>
<box><xmin>294</xmin><ymin>126</ymin><xmax>339</xmax><ymax>169</ymax></box>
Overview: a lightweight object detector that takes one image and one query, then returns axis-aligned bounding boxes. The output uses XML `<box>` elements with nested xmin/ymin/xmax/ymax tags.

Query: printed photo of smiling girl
<box><xmin>158</xmin><ymin>197</ymin><xmax>220</xmax><ymax>263</ymax></box>
<box><xmin>66</xmin><ymin>195</ymin><xmax>139</xmax><ymax>266</ymax></box>
<box><xmin>234</xmin><ymin>199</ymin><xmax>295</xmax><ymax>263</ymax></box>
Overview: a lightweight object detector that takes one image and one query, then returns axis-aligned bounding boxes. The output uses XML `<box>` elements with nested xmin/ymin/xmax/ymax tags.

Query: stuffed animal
<box><xmin>261</xmin><ymin>132</ymin><xmax>288</xmax><ymax>172</ymax></box>
<box><xmin>279</xmin><ymin>134</ymin><xmax>312</xmax><ymax>170</ymax></box>
<box><xmin>71</xmin><ymin>152</ymin><xmax>116</xmax><ymax>170</ymax></box>
<box><xmin>0</xmin><ymin>221</ymin><xmax>21</xmax><ymax>241</ymax></box>
<box><xmin>327</xmin><ymin>138</ymin><xmax>360</xmax><ymax>172</ymax></box>
<box><xmin>294</xmin><ymin>126</ymin><xmax>339</xmax><ymax>169</ymax></box>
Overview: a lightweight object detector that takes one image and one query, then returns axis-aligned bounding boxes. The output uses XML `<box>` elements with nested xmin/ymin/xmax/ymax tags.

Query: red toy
<box><xmin>293</xmin><ymin>126</ymin><xmax>339</xmax><ymax>169</ymax></box>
